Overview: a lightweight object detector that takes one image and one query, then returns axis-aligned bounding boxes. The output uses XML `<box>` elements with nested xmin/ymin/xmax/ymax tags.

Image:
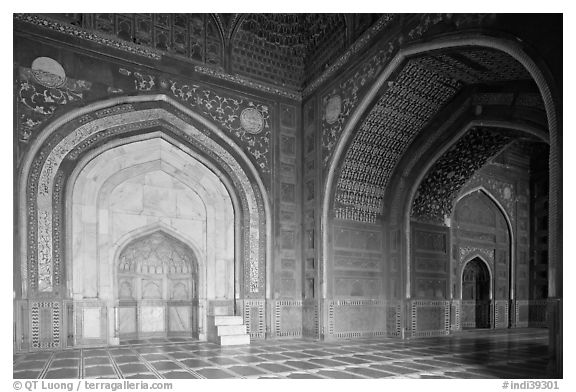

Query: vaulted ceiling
<box><xmin>333</xmin><ymin>47</ymin><xmax>538</xmax><ymax>223</ymax></box>
<box><xmin>410</xmin><ymin>127</ymin><xmax>516</xmax><ymax>224</ymax></box>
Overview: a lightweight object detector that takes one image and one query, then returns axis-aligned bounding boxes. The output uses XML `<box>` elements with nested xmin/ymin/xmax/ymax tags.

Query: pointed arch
<box><xmin>454</xmin><ymin>187</ymin><xmax>515</xmax><ymax>301</ymax></box>
<box><xmin>18</xmin><ymin>94</ymin><xmax>271</xmax><ymax>300</ymax></box>
<box><xmin>460</xmin><ymin>255</ymin><xmax>493</xmax><ymax>301</ymax></box>
<box><xmin>321</xmin><ymin>33</ymin><xmax>559</xmax><ymax>299</ymax></box>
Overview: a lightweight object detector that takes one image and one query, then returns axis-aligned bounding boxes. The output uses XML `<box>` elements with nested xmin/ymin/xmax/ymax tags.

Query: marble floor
<box><xmin>13</xmin><ymin>328</ymin><xmax>554</xmax><ymax>379</ymax></box>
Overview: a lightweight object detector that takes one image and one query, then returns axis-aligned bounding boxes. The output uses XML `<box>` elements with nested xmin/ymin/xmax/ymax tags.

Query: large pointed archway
<box><xmin>320</xmin><ymin>32</ymin><xmax>559</xmax><ymax>370</ymax></box>
<box><xmin>16</xmin><ymin>95</ymin><xmax>271</xmax><ymax>349</ymax></box>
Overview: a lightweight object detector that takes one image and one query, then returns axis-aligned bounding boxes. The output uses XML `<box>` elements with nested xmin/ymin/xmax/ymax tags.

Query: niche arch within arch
<box><xmin>116</xmin><ymin>230</ymin><xmax>200</xmax><ymax>340</ymax></box>
<box><xmin>19</xmin><ymin>96</ymin><xmax>271</xmax><ymax>345</ymax></box>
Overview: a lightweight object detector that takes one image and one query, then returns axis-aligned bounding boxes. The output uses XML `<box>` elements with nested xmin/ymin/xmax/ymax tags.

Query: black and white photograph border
<box><xmin>4</xmin><ymin>2</ymin><xmax>572</xmax><ymax>391</ymax></box>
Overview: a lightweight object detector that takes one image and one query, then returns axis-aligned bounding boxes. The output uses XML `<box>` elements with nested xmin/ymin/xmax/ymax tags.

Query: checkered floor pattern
<box><xmin>14</xmin><ymin>328</ymin><xmax>553</xmax><ymax>379</ymax></box>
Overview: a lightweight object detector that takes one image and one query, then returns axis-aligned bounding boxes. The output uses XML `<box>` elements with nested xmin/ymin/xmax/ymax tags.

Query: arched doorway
<box><xmin>452</xmin><ymin>189</ymin><xmax>512</xmax><ymax>330</ymax></box>
<box><xmin>461</xmin><ymin>257</ymin><xmax>491</xmax><ymax>329</ymax></box>
<box><xmin>117</xmin><ymin>231</ymin><xmax>199</xmax><ymax>341</ymax></box>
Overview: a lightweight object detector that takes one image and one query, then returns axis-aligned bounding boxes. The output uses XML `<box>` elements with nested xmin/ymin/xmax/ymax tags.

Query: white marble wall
<box><xmin>70</xmin><ymin>137</ymin><xmax>235</xmax><ymax>342</ymax></box>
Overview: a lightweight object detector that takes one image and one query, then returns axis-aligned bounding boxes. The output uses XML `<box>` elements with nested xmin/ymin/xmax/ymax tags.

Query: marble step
<box><xmin>217</xmin><ymin>324</ymin><xmax>247</xmax><ymax>336</ymax></box>
<box><xmin>214</xmin><ymin>315</ymin><xmax>244</xmax><ymax>326</ymax></box>
<box><xmin>220</xmin><ymin>334</ymin><xmax>251</xmax><ymax>346</ymax></box>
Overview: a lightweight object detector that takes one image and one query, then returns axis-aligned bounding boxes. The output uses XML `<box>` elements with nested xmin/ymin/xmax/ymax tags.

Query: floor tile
<box><xmin>150</xmin><ymin>361</ymin><xmax>181</xmax><ymax>371</ymax></box>
<box><xmin>345</xmin><ymin>367</ymin><xmax>395</xmax><ymax>378</ymax></box>
<box><xmin>392</xmin><ymin>361</ymin><xmax>439</xmax><ymax>371</ymax></box>
<box><xmin>205</xmin><ymin>356</ymin><xmax>241</xmax><ymax>365</ymax></box>
<box><xmin>108</xmin><ymin>348</ymin><xmax>133</xmax><ymax>356</ymax></box>
<box><xmin>162</xmin><ymin>370</ymin><xmax>200</xmax><ymax>379</ymax></box>
<box><xmin>280</xmin><ymin>351</ymin><xmax>315</xmax><ymax>359</ymax></box>
<box><xmin>227</xmin><ymin>365</ymin><xmax>266</xmax><ymax>376</ymax></box>
<box><xmin>119</xmin><ymin>363</ymin><xmax>150</xmax><ymax>374</ymax></box>
<box><xmin>302</xmin><ymin>350</ymin><xmax>332</xmax><ymax>357</ymax></box>
<box><xmin>194</xmin><ymin>368</ymin><xmax>236</xmax><ymax>379</ymax></box>
<box><xmin>309</xmin><ymin>358</ymin><xmax>349</xmax><ymax>367</ymax></box>
<box><xmin>256</xmin><ymin>363</ymin><xmax>298</xmax><ymax>373</ymax></box>
<box><xmin>83</xmin><ymin>349</ymin><xmax>109</xmax><ymax>357</ymax></box>
<box><xmin>180</xmin><ymin>358</ymin><xmax>212</xmax><ymax>368</ymax></box>
<box><xmin>142</xmin><ymin>353</ymin><xmax>169</xmax><ymax>361</ymax></box>
<box><xmin>14</xmin><ymin>361</ymin><xmax>47</xmax><ymax>370</ymax></box>
<box><xmin>13</xmin><ymin>370</ymin><xmax>42</xmax><ymax>379</ymax></box>
<box><xmin>50</xmin><ymin>358</ymin><xmax>79</xmax><ymax>368</ymax></box>
<box><xmin>84</xmin><ymin>357</ymin><xmax>111</xmax><ymax>366</ymax></box>
<box><xmin>166</xmin><ymin>352</ymin><xmax>195</xmax><ymax>360</ymax></box>
<box><xmin>125</xmin><ymin>373</ymin><xmax>157</xmax><ymax>379</ymax></box>
<box><xmin>315</xmin><ymin>370</ymin><xmax>363</xmax><ymax>379</ymax></box>
<box><xmin>84</xmin><ymin>366</ymin><xmax>116</xmax><ymax>377</ymax></box>
<box><xmin>369</xmin><ymin>364</ymin><xmax>417</xmax><ymax>374</ymax></box>
<box><xmin>45</xmin><ymin>368</ymin><xmax>79</xmax><ymax>378</ymax></box>
<box><xmin>53</xmin><ymin>351</ymin><xmax>81</xmax><ymax>359</ymax></box>
<box><xmin>353</xmin><ymin>354</ymin><xmax>390</xmax><ymax>362</ymax></box>
<box><xmin>332</xmin><ymin>356</ymin><xmax>370</xmax><ymax>365</ymax></box>
<box><xmin>283</xmin><ymin>360</ymin><xmax>322</xmax><ymax>370</ymax></box>
<box><xmin>22</xmin><ymin>352</ymin><xmax>52</xmax><ymax>360</ymax></box>
<box><xmin>258</xmin><ymin>353</ymin><xmax>292</xmax><ymax>361</ymax></box>
<box><xmin>113</xmin><ymin>355</ymin><xmax>141</xmax><ymax>364</ymax></box>
<box><xmin>234</xmin><ymin>355</ymin><xmax>266</xmax><ymax>363</ymax></box>
<box><xmin>286</xmin><ymin>372</ymin><xmax>322</xmax><ymax>379</ymax></box>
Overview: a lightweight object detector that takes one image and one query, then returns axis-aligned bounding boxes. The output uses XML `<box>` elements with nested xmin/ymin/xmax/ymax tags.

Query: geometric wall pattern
<box><xmin>232</xmin><ymin>14</ymin><xmax>348</xmax><ymax>89</ymax></box>
<box><xmin>36</xmin><ymin>13</ymin><xmax>225</xmax><ymax>67</ymax></box>
<box><xmin>15</xmin><ymin>13</ymin><xmax>387</xmax><ymax>97</ymax></box>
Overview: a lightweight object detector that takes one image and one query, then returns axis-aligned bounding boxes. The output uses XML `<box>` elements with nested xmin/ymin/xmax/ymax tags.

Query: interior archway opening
<box><xmin>69</xmin><ymin>135</ymin><xmax>238</xmax><ymax>345</ymax></box>
<box><xmin>461</xmin><ymin>257</ymin><xmax>491</xmax><ymax>329</ymax></box>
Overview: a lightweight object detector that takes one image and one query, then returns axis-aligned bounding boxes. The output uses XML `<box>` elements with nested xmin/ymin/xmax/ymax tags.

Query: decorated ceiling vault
<box><xmin>13</xmin><ymin>12</ymin><xmax>562</xmax><ymax>377</ymax></box>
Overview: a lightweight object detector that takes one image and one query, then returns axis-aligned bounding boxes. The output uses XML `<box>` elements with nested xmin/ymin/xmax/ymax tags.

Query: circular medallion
<box><xmin>240</xmin><ymin>108</ymin><xmax>264</xmax><ymax>134</ymax></box>
<box><xmin>325</xmin><ymin>95</ymin><xmax>342</xmax><ymax>124</ymax></box>
<box><xmin>31</xmin><ymin>57</ymin><xmax>67</xmax><ymax>88</ymax></box>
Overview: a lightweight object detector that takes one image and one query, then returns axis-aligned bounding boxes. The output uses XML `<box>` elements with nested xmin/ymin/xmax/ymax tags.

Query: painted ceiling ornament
<box><xmin>240</xmin><ymin>107</ymin><xmax>264</xmax><ymax>134</ymax></box>
<box><xmin>324</xmin><ymin>94</ymin><xmax>342</xmax><ymax>124</ymax></box>
<box><xmin>30</xmin><ymin>57</ymin><xmax>67</xmax><ymax>88</ymax></box>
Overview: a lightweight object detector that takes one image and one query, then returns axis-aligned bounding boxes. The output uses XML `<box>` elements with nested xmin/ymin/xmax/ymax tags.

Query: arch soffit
<box><xmin>323</xmin><ymin>34</ymin><xmax>556</xmax><ymax>201</ymax></box>
<box><xmin>72</xmin><ymin>137</ymin><xmax>232</xmax><ymax>216</ymax></box>
<box><xmin>66</xmin><ymin>132</ymin><xmax>239</xmax><ymax>224</ymax></box>
<box><xmin>401</xmin><ymin>119</ymin><xmax>548</xmax><ymax>226</ymax></box>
